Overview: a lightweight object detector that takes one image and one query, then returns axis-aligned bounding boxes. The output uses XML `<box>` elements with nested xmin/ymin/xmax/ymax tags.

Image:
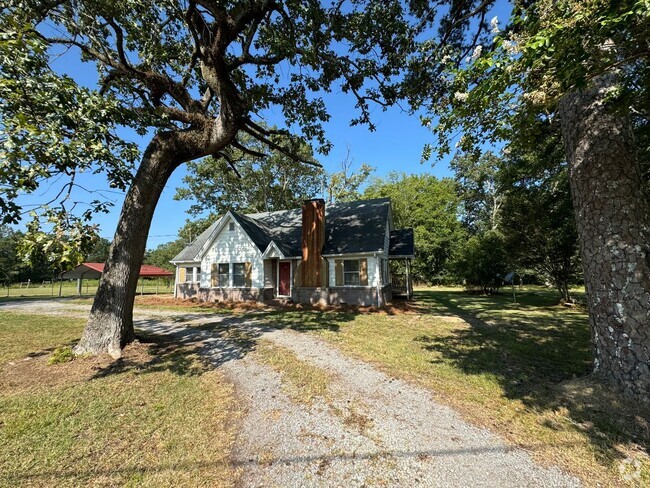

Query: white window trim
<box><xmin>215</xmin><ymin>263</ymin><xmax>230</xmax><ymax>288</ymax></box>
<box><xmin>232</xmin><ymin>262</ymin><xmax>247</xmax><ymax>288</ymax></box>
<box><xmin>183</xmin><ymin>265</ymin><xmax>201</xmax><ymax>283</ymax></box>
<box><xmin>343</xmin><ymin>258</ymin><xmax>361</xmax><ymax>287</ymax></box>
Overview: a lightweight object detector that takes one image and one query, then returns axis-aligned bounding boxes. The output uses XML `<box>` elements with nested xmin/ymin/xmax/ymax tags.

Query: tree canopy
<box><xmin>364</xmin><ymin>172</ymin><xmax>465</xmax><ymax>283</ymax></box>
<box><xmin>1</xmin><ymin>0</ymin><xmax>426</xmax><ymax>258</ymax></box>
<box><xmin>175</xmin><ymin>132</ymin><xmax>322</xmax><ymax>216</ymax></box>
<box><xmin>407</xmin><ymin>0</ymin><xmax>649</xmax><ymax>160</ymax></box>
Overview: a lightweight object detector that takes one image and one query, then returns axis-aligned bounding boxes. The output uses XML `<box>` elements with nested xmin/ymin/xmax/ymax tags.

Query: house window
<box><xmin>184</xmin><ymin>267</ymin><xmax>194</xmax><ymax>283</ymax></box>
<box><xmin>343</xmin><ymin>259</ymin><xmax>360</xmax><ymax>286</ymax></box>
<box><xmin>195</xmin><ymin>267</ymin><xmax>201</xmax><ymax>282</ymax></box>
<box><xmin>218</xmin><ymin>263</ymin><xmax>229</xmax><ymax>287</ymax></box>
<box><xmin>233</xmin><ymin>263</ymin><xmax>246</xmax><ymax>287</ymax></box>
<box><xmin>228</xmin><ymin>222</ymin><xmax>235</xmax><ymax>231</ymax></box>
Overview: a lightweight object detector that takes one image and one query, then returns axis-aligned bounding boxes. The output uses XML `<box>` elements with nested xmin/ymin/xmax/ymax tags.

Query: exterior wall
<box><xmin>292</xmin><ymin>287</ymin><xmax>330</xmax><ymax>307</ymax></box>
<box><xmin>326</xmin><ymin>254</ymin><xmax>378</xmax><ymax>287</ymax></box>
<box><xmin>328</xmin><ymin>287</ymin><xmax>378</xmax><ymax>306</ymax></box>
<box><xmin>200</xmin><ymin>216</ymin><xmax>264</xmax><ymax>288</ymax></box>
<box><xmin>292</xmin><ymin>285</ymin><xmax>392</xmax><ymax>307</ymax></box>
<box><xmin>178</xmin><ymin>282</ymin><xmax>391</xmax><ymax>307</ymax></box>
<box><xmin>263</xmin><ymin>259</ymin><xmax>276</xmax><ymax>289</ymax></box>
<box><xmin>176</xmin><ymin>283</ymin><xmax>267</xmax><ymax>302</ymax></box>
<box><xmin>174</xmin><ymin>262</ymin><xmax>200</xmax><ymax>298</ymax></box>
<box><xmin>384</xmin><ymin>221</ymin><xmax>391</xmax><ymax>259</ymax></box>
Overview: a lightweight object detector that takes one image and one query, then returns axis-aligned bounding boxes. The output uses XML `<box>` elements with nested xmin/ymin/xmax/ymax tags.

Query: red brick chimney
<box><xmin>301</xmin><ymin>199</ymin><xmax>325</xmax><ymax>287</ymax></box>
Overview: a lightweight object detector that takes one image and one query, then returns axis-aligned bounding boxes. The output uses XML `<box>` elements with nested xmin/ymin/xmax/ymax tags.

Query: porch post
<box><xmin>405</xmin><ymin>258</ymin><xmax>412</xmax><ymax>300</ymax></box>
<box><xmin>173</xmin><ymin>266</ymin><xmax>178</xmax><ymax>298</ymax></box>
<box><xmin>376</xmin><ymin>254</ymin><xmax>383</xmax><ymax>307</ymax></box>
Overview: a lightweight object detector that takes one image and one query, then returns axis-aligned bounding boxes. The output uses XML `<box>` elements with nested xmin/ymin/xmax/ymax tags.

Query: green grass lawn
<box><xmin>0</xmin><ymin>312</ymin><xmax>240</xmax><ymax>487</ymax></box>
<box><xmin>255</xmin><ymin>286</ymin><xmax>648</xmax><ymax>487</ymax></box>
<box><xmin>1</xmin><ymin>286</ymin><xmax>647</xmax><ymax>486</ymax></box>
<box><xmin>0</xmin><ymin>279</ymin><xmax>173</xmax><ymax>300</ymax></box>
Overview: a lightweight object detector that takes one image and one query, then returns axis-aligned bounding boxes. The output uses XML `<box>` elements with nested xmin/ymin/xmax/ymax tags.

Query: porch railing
<box><xmin>391</xmin><ymin>274</ymin><xmax>408</xmax><ymax>296</ymax></box>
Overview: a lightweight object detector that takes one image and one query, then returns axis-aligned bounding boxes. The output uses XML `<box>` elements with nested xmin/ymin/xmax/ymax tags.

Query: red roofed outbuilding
<box><xmin>60</xmin><ymin>263</ymin><xmax>173</xmax><ymax>297</ymax></box>
<box><xmin>60</xmin><ymin>262</ymin><xmax>173</xmax><ymax>280</ymax></box>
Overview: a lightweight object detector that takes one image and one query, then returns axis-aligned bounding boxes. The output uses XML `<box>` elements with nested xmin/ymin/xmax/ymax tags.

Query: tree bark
<box><xmin>74</xmin><ymin>135</ymin><xmax>180</xmax><ymax>358</ymax></box>
<box><xmin>559</xmin><ymin>74</ymin><xmax>650</xmax><ymax>402</ymax></box>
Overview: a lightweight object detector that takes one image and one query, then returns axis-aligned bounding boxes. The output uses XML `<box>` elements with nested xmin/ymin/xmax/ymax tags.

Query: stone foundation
<box><xmin>176</xmin><ymin>283</ymin><xmax>268</xmax><ymax>302</ymax></box>
<box><xmin>292</xmin><ymin>286</ymin><xmax>391</xmax><ymax>307</ymax></box>
<box><xmin>176</xmin><ymin>283</ymin><xmax>391</xmax><ymax>307</ymax></box>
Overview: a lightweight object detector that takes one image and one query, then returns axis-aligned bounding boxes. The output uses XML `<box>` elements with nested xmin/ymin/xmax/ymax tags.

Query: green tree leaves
<box><xmin>364</xmin><ymin>172</ymin><xmax>465</xmax><ymax>283</ymax></box>
<box><xmin>175</xmin><ymin>132</ymin><xmax>322</xmax><ymax>216</ymax></box>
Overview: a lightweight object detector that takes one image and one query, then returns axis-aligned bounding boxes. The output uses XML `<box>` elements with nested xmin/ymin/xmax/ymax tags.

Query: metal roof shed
<box><xmin>60</xmin><ymin>263</ymin><xmax>173</xmax><ymax>296</ymax></box>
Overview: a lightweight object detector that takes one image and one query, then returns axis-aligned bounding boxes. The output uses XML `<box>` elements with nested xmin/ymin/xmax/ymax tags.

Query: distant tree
<box><xmin>364</xmin><ymin>173</ymin><xmax>465</xmax><ymax>283</ymax></box>
<box><xmin>175</xmin><ymin>133</ymin><xmax>322</xmax><ymax>215</ymax></box>
<box><xmin>498</xmin><ymin>121</ymin><xmax>582</xmax><ymax>302</ymax></box>
<box><xmin>85</xmin><ymin>237</ymin><xmax>112</xmax><ymax>263</ymax></box>
<box><xmin>451</xmin><ymin>152</ymin><xmax>505</xmax><ymax>233</ymax></box>
<box><xmin>450</xmin><ymin>230</ymin><xmax>510</xmax><ymax>294</ymax></box>
<box><xmin>144</xmin><ymin>240</ymin><xmax>187</xmax><ymax>272</ymax></box>
<box><xmin>326</xmin><ymin>149</ymin><xmax>375</xmax><ymax>204</ymax></box>
<box><xmin>18</xmin><ymin>218</ymin><xmax>98</xmax><ymax>278</ymax></box>
<box><xmin>0</xmin><ymin>226</ymin><xmax>26</xmax><ymax>283</ymax></box>
<box><xmin>452</xmin><ymin>141</ymin><xmax>581</xmax><ymax>301</ymax></box>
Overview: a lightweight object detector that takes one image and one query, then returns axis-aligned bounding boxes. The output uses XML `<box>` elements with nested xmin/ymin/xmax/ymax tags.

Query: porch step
<box><xmin>269</xmin><ymin>298</ymin><xmax>293</xmax><ymax>306</ymax></box>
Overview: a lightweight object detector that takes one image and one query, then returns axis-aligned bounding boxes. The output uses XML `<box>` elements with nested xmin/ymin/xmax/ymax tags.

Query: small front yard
<box><xmin>0</xmin><ymin>312</ymin><xmax>240</xmax><ymax>487</ymax></box>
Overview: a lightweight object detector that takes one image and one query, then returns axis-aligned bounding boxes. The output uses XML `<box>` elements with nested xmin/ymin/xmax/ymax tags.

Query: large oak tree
<box><xmin>1</xmin><ymin>0</ymin><xmax>427</xmax><ymax>357</ymax></box>
<box><xmin>407</xmin><ymin>0</ymin><xmax>649</xmax><ymax>402</ymax></box>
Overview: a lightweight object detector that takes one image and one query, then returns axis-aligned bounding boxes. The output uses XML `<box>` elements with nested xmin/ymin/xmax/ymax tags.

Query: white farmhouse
<box><xmin>171</xmin><ymin>198</ymin><xmax>414</xmax><ymax>307</ymax></box>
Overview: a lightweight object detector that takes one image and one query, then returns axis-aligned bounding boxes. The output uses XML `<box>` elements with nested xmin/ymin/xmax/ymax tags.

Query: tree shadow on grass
<box><xmin>88</xmin><ymin>308</ymin><xmax>356</xmax><ymax>381</ymax></box>
<box><xmin>413</xmin><ymin>288</ymin><xmax>649</xmax><ymax>473</ymax></box>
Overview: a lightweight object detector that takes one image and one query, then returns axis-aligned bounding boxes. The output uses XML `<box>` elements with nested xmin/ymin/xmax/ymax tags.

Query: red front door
<box><xmin>279</xmin><ymin>262</ymin><xmax>291</xmax><ymax>296</ymax></box>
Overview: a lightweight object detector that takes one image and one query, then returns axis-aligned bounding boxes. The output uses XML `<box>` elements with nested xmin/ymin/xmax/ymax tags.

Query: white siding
<box><xmin>383</xmin><ymin>221</ymin><xmax>391</xmax><ymax>258</ymax></box>
<box><xmin>200</xmin><ymin>217</ymin><xmax>264</xmax><ymax>288</ymax></box>
<box><xmin>327</xmin><ymin>255</ymin><xmax>378</xmax><ymax>287</ymax></box>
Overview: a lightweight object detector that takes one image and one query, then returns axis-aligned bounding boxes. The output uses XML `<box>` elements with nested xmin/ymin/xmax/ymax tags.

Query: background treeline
<box><xmin>1</xmin><ymin>137</ymin><xmax>584</xmax><ymax>301</ymax></box>
<box><xmin>145</xmin><ymin>137</ymin><xmax>584</xmax><ymax>301</ymax></box>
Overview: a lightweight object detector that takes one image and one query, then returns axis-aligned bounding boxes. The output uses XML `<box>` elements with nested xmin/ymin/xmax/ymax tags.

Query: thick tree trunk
<box><xmin>74</xmin><ymin>136</ymin><xmax>179</xmax><ymax>358</ymax></box>
<box><xmin>559</xmin><ymin>75</ymin><xmax>650</xmax><ymax>402</ymax></box>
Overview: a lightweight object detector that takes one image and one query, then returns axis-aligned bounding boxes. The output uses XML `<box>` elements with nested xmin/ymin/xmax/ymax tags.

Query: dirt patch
<box><xmin>135</xmin><ymin>294</ymin><xmax>421</xmax><ymax>315</ymax></box>
<box><xmin>0</xmin><ymin>340</ymin><xmax>155</xmax><ymax>395</ymax></box>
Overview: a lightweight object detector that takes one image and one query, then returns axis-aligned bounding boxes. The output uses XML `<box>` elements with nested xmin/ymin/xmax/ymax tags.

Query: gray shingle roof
<box><xmin>389</xmin><ymin>228</ymin><xmax>415</xmax><ymax>257</ymax></box>
<box><xmin>170</xmin><ymin>218</ymin><xmax>221</xmax><ymax>262</ymax></box>
<box><xmin>172</xmin><ymin>197</ymin><xmax>397</xmax><ymax>262</ymax></box>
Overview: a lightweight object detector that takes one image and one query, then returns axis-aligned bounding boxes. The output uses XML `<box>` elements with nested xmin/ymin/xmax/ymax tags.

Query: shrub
<box><xmin>48</xmin><ymin>346</ymin><xmax>74</xmax><ymax>365</ymax></box>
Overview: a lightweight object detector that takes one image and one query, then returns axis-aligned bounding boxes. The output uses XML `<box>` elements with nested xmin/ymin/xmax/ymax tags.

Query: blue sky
<box><xmin>14</xmin><ymin>1</ymin><xmax>511</xmax><ymax>249</ymax></box>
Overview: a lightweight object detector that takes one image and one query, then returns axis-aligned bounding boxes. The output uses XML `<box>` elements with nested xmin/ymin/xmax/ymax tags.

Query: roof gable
<box><xmin>170</xmin><ymin>218</ymin><xmax>221</xmax><ymax>263</ymax></box>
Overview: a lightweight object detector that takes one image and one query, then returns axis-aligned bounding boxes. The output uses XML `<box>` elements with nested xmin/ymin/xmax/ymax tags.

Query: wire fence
<box><xmin>1</xmin><ymin>278</ymin><xmax>174</xmax><ymax>299</ymax></box>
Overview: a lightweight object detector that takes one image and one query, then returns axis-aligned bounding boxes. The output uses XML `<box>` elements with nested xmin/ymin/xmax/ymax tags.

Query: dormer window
<box><xmin>229</xmin><ymin>222</ymin><xmax>235</xmax><ymax>231</ymax></box>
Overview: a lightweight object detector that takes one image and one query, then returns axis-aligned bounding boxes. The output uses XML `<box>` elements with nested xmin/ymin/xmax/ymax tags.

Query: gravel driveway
<box><xmin>1</xmin><ymin>299</ymin><xmax>580</xmax><ymax>487</ymax></box>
